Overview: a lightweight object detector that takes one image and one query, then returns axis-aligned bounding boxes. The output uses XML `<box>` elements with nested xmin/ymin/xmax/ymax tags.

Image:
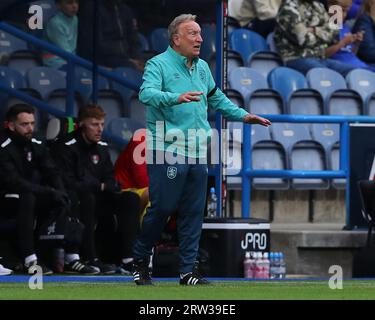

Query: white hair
<box><xmin>168</xmin><ymin>14</ymin><xmax>197</xmax><ymax>46</ymax></box>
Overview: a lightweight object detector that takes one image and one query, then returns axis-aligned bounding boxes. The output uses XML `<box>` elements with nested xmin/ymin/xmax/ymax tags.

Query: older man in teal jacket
<box><xmin>132</xmin><ymin>13</ymin><xmax>271</xmax><ymax>286</ymax></box>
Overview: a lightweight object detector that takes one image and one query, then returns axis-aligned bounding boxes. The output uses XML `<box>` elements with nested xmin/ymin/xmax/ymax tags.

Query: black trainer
<box><xmin>133</xmin><ymin>258</ymin><xmax>153</xmax><ymax>285</ymax></box>
<box><xmin>87</xmin><ymin>259</ymin><xmax>117</xmax><ymax>275</ymax></box>
<box><xmin>25</xmin><ymin>260</ymin><xmax>53</xmax><ymax>275</ymax></box>
<box><xmin>64</xmin><ymin>260</ymin><xmax>100</xmax><ymax>275</ymax></box>
<box><xmin>180</xmin><ymin>272</ymin><xmax>210</xmax><ymax>285</ymax></box>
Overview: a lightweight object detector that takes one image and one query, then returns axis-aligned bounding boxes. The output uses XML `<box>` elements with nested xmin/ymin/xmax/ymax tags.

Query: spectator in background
<box><xmin>43</xmin><ymin>0</ymin><xmax>79</xmax><ymax>69</ymax></box>
<box><xmin>77</xmin><ymin>0</ymin><xmax>143</xmax><ymax>71</ymax></box>
<box><xmin>326</xmin><ymin>0</ymin><xmax>375</xmax><ymax>71</ymax></box>
<box><xmin>274</xmin><ymin>0</ymin><xmax>357</xmax><ymax>76</ymax></box>
<box><xmin>353</xmin><ymin>0</ymin><xmax>375</xmax><ymax>66</ymax></box>
<box><xmin>228</xmin><ymin>0</ymin><xmax>282</xmax><ymax>38</ymax></box>
<box><xmin>52</xmin><ymin>104</ymin><xmax>141</xmax><ymax>275</ymax></box>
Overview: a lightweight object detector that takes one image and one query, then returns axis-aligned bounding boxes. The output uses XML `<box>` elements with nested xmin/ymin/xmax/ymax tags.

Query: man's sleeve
<box><xmin>138</xmin><ymin>60</ymin><xmax>181</xmax><ymax>108</ymax></box>
<box><xmin>206</xmin><ymin>66</ymin><xmax>248</xmax><ymax>121</ymax></box>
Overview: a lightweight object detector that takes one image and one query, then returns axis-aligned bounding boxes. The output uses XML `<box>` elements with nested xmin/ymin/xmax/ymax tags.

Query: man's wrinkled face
<box><xmin>173</xmin><ymin>20</ymin><xmax>203</xmax><ymax>59</ymax></box>
<box><xmin>8</xmin><ymin>112</ymin><xmax>35</xmax><ymax>140</ymax></box>
<box><xmin>81</xmin><ymin>117</ymin><xmax>105</xmax><ymax>144</ymax></box>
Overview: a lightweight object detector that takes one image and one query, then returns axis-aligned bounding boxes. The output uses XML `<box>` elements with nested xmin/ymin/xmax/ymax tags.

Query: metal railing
<box><xmin>240</xmin><ymin>114</ymin><xmax>375</xmax><ymax>227</ymax></box>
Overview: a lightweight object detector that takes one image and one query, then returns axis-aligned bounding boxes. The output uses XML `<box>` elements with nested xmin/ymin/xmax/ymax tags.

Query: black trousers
<box><xmin>0</xmin><ymin>192</ymin><xmax>76</xmax><ymax>260</ymax></box>
<box><xmin>70</xmin><ymin>190</ymin><xmax>140</xmax><ymax>262</ymax></box>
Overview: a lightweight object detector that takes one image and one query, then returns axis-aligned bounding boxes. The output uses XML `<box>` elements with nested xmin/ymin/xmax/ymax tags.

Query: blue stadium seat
<box><xmin>266</xmin><ymin>32</ymin><xmax>277</xmax><ymax>52</ymax></box>
<box><xmin>200</xmin><ymin>25</ymin><xmax>216</xmax><ymax>61</ymax></box>
<box><xmin>248</xmin><ymin>89</ymin><xmax>284</xmax><ymax>114</ymax></box>
<box><xmin>227</xmin><ymin>17</ymin><xmax>240</xmax><ymax>37</ymax></box>
<box><xmin>111</xmin><ymin>67</ymin><xmax>142</xmax><ymax>106</ymax></box>
<box><xmin>208</xmin><ymin>50</ymin><xmax>244</xmax><ymax>80</ymax></box>
<box><xmin>6</xmin><ymin>50</ymin><xmax>42</xmax><ymax>76</ymax></box>
<box><xmin>368</xmin><ymin>96</ymin><xmax>375</xmax><ymax>116</ymax></box>
<box><xmin>0</xmin><ymin>66</ymin><xmax>25</xmax><ymax>89</ymax></box>
<box><xmin>46</xmin><ymin>89</ymin><xmax>83</xmax><ymax>119</ymax></box>
<box><xmin>107</xmin><ymin>117</ymin><xmax>144</xmax><ymax>143</ymax></box>
<box><xmin>137</xmin><ymin>32</ymin><xmax>150</xmax><ymax>52</ymax></box>
<box><xmin>330</xmin><ymin>142</ymin><xmax>345</xmax><ymax>189</ymax></box>
<box><xmin>290</xmin><ymin>140</ymin><xmax>329</xmax><ymax>189</ymax></box>
<box><xmin>74</xmin><ymin>66</ymin><xmax>110</xmax><ymax>102</ymax></box>
<box><xmin>225</xmin><ymin>89</ymin><xmax>245</xmax><ymax>141</ymax></box>
<box><xmin>251</xmin><ymin>125</ymin><xmax>272</xmax><ymax>144</ymax></box>
<box><xmin>346</xmin><ymin>69</ymin><xmax>375</xmax><ymax>115</ymax></box>
<box><xmin>271</xmin><ymin>123</ymin><xmax>311</xmax><ymax>152</ymax></box>
<box><xmin>310</xmin><ymin>122</ymin><xmax>341</xmax><ymax>189</ymax></box>
<box><xmin>149</xmin><ymin>28</ymin><xmax>169</xmax><ymax>53</ymax></box>
<box><xmin>228</xmin><ymin>67</ymin><xmax>268</xmax><ymax>105</ymax></box>
<box><xmin>252</xmin><ymin>141</ymin><xmax>289</xmax><ymax>190</ymax></box>
<box><xmin>0</xmin><ymin>30</ymin><xmax>28</xmax><ymax>57</ymax></box>
<box><xmin>229</xmin><ymin>29</ymin><xmax>268</xmax><ymax>64</ymax></box>
<box><xmin>27</xmin><ymin>66</ymin><xmax>66</xmax><ymax>100</ymax></box>
<box><xmin>268</xmin><ymin>67</ymin><xmax>308</xmax><ymax>104</ymax></box>
<box><xmin>310</xmin><ymin>123</ymin><xmax>340</xmax><ymax>153</ymax></box>
<box><xmin>96</xmin><ymin>89</ymin><xmax>126</xmax><ymax>127</ymax></box>
<box><xmin>326</xmin><ymin>89</ymin><xmax>363</xmax><ymax>115</ymax></box>
<box><xmin>306</xmin><ymin>67</ymin><xmax>347</xmax><ymax>102</ymax></box>
<box><xmin>288</xmin><ymin>89</ymin><xmax>324</xmax><ymax>115</ymax></box>
<box><xmin>0</xmin><ymin>66</ymin><xmax>25</xmax><ymax>104</ymax></box>
<box><xmin>247</xmin><ymin>51</ymin><xmax>283</xmax><ymax>79</ymax></box>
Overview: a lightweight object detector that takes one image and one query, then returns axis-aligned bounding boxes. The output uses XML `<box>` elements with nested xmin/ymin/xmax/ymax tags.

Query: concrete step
<box><xmin>270</xmin><ymin>223</ymin><xmax>368</xmax><ymax>278</ymax></box>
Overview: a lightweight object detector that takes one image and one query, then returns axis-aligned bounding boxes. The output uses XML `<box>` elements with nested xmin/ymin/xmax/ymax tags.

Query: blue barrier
<box><xmin>240</xmin><ymin>114</ymin><xmax>375</xmax><ymax>227</ymax></box>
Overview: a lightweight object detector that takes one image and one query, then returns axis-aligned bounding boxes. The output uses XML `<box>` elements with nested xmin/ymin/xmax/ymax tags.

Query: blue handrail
<box><xmin>240</xmin><ymin>114</ymin><xmax>375</xmax><ymax>228</ymax></box>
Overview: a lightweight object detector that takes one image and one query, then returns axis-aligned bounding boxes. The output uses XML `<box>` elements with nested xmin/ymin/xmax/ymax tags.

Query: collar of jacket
<box><xmin>166</xmin><ymin>46</ymin><xmax>199</xmax><ymax>68</ymax></box>
<box><xmin>74</xmin><ymin>129</ymin><xmax>98</xmax><ymax>150</ymax></box>
<box><xmin>6</xmin><ymin>129</ymin><xmax>32</xmax><ymax>148</ymax></box>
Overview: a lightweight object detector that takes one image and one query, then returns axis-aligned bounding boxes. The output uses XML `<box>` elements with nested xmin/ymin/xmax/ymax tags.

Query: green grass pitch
<box><xmin>1</xmin><ymin>280</ymin><xmax>375</xmax><ymax>300</ymax></box>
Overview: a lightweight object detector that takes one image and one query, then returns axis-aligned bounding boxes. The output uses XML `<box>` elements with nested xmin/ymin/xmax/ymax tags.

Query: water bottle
<box><xmin>254</xmin><ymin>252</ymin><xmax>263</xmax><ymax>279</ymax></box>
<box><xmin>243</xmin><ymin>252</ymin><xmax>252</xmax><ymax>278</ymax></box>
<box><xmin>262</xmin><ymin>252</ymin><xmax>270</xmax><ymax>279</ymax></box>
<box><xmin>273</xmin><ymin>252</ymin><xmax>281</xmax><ymax>279</ymax></box>
<box><xmin>269</xmin><ymin>252</ymin><xmax>276</xmax><ymax>279</ymax></box>
<box><xmin>279</xmin><ymin>252</ymin><xmax>287</xmax><ymax>279</ymax></box>
<box><xmin>207</xmin><ymin>187</ymin><xmax>217</xmax><ymax>218</ymax></box>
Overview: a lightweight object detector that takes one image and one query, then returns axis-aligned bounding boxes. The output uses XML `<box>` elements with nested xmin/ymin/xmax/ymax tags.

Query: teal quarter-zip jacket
<box><xmin>139</xmin><ymin>46</ymin><xmax>248</xmax><ymax>158</ymax></box>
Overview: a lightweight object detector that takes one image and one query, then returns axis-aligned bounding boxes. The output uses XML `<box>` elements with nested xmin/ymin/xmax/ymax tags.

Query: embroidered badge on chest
<box><xmin>91</xmin><ymin>154</ymin><xmax>100</xmax><ymax>165</ymax></box>
<box><xmin>167</xmin><ymin>166</ymin><xmax>177</xmax><ymax>179</ymax></box>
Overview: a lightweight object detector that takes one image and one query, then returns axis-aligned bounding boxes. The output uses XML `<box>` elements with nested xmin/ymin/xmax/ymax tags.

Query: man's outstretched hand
<box><xmin>178</xmin><ymin>91</ymin><xmax>204</xmax><ymax>103</ymax></box>
<box><xmin>243</xmin><ymin>114</ymin><xmax>271</xmax><ymax>127</ymax></box>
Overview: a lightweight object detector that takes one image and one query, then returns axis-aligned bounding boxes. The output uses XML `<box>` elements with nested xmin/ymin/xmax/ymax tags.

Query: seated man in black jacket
<box><xmin>0</xmin><ymin>104</ymin><xmax>98</xmax><ymax>275</ymax></box>
<box><xmin>52</xmin><ymin>104</ymin><xmax>140</xmax><ymax>274</ymax></box>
